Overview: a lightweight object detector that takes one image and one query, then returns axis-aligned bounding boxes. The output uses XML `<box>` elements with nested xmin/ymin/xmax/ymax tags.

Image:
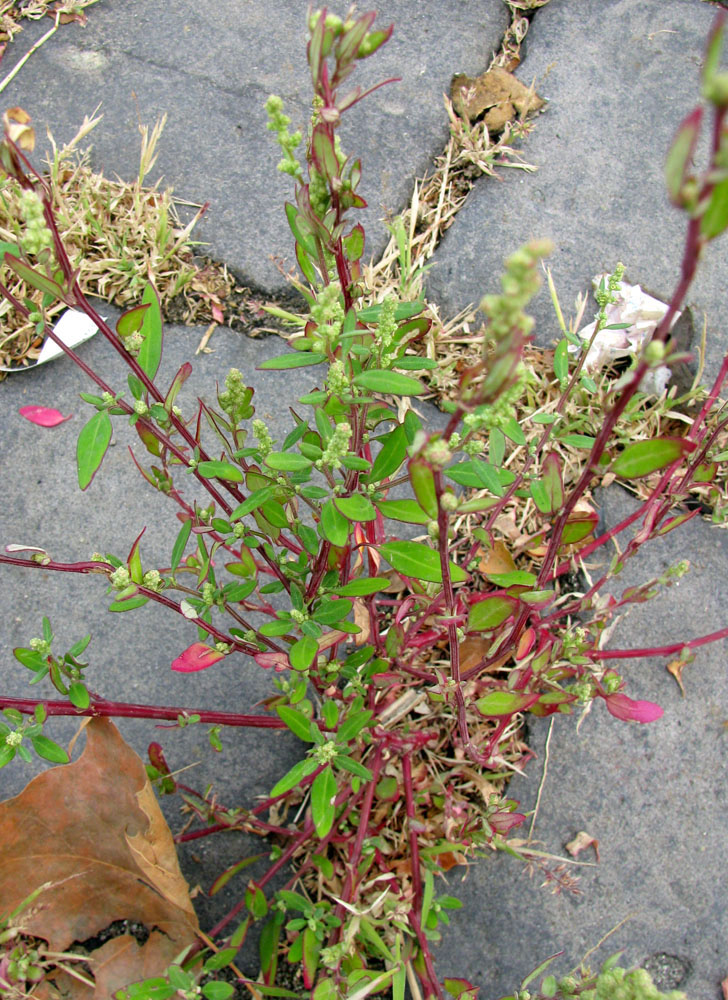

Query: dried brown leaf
<box><xmin>666</xmin><ymin>657</ymin><xmax>687</xmax><ymax>697</ymax></box>
<box><xmin>565</xmin><ymin>830</ymin><xmax>600</xmax><ymax>862</ymax></box>
<box><xmin>0</xmin><ymin>717</ymin><xmax>199</xmax><ymax>998</ymax></box>
<box><xmin>450</xmin><ymin>67</ymin><xmax>545</xmax><ymax>131</ymax></box>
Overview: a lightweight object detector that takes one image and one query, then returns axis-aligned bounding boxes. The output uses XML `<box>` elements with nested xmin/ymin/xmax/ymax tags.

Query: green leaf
<box><xmin>290</xmin><ymin>637</ymin><xmax>318</xmax><ymax>672</ymax></box>
<box><xmin>137</xmin><ymin>282</ymin><xmax>163</xmax><ymax>380</ymax></box>
<box><xmin>77</xmin><ymin>409</ymin><xmax>112</xmax><ymax>490</ymax></box>
<box><xmin>701</xmin><ymin>177</ymin><xmax>728</xmax><ymax>239</ymax></box>
<box><xmin>320</xmin><ymin>499</ymin><xmax>350</xmax><ymax>546</ymax></box>
<box><xmin>258</xmin><ymin>352</ymin><xmax>327</xmax><ymax>370</ymax></box>
<box><xmin>475</xmin><ymin>691</ymin><xmax>538</xmax><ymax>716</ymax></box>
<box><xmin>334</xmin><ymin>755</ymin><xmax>373</xmax><ymax>780</ymax></box>
<box><xmin>4</xmin><ymin>255</ymin><xmax>65</xmax><ymax>299</ymax></box>
<box><xmin>392</xmin><ymin>357</ymin><xmax>438</xmax><ymax>370</ymax></box>
<box><xmin>311</xmin><ymin>766</ymin><xmax>337</xmax><ymax>838</ymax></box>
<box><xmin>116</xmin><ymin>303</ymin><xmax>150</xmax><ymax>339</ymax></box>
<box><xmin>331</xmin><ymin>577</ymin><xmax>389</xmax><ymax>596</ymax></box>
<box><xmin>312</xmin><ymin>598</ymin><xmax>353</xmax><ymax>624</ymax></box>
<box><xmin>0</xmin><ymin>744</ymin><xmax>16</xmax><ymax>768</ymax></box>
<box><xmin>203</xmin><ymin>948</ymin><xmax>238</xmax><ymax>973</ymax></box>
<box><xmin>202</xmin><ymin>983</ymin><xmax>234</xmax><ymax>1000</ymax></box>
<box><xmin>612</xmin><ymin>437</ymin><xmax>694</xmax><ymax>479</ymax></box>
<box><xmin>365</xmin><ymin>424</ymin><xmax>407</xmax><ymax>484</ymax></box>
<box><xmin>170</xmin><ymin>519</ymin><xmax>192</xmax><ymax>573</ymax></box>
<box><xmin>197</xmin><ymin>460</ymin><xmax>244</xmax><ymax>482</ymax></box>
<box><xmin>265</xmin><ymin>452</ymin><xmax>313</xmax><ymax>472</ymax></box>
<box><xmin>230</xmin><ymin>487</ymin><xmax>275</xmax><ymax>520</ymax></box>
<box><xmin>352</xmin><ymin>369</ymin><xmax>425</xmax><ymax>396</ymax></box>
<box><xmin>553</xmin><ymin>339</ymin><xmax>569</xmax><ymax>381</ymax></box>
<box><xmin>277</xmin><ymin>705</ymin><xmax>315</xmax><ymax>742</ymax></box>
<box><xmin>408</xmin><ymin>459</ymin><xmax>438</xmax><ymax>518</ymax></box>
<box><xmin>334</xmin><ymin>494</ymin><xmax>376</xmax><ymax>521</ymax></box>
<box><xmin>68</xmin><ymin>681</ymin><xmax>89</xmax><ymax>709</ymax></box>
<box><xmin>490</xmin><ymin>426</ymin><xmax>506</xmax><ymax>466</ymax></box>
<box><xmin>210</xmin><ymin>854</ymin><xmax>266</xmax><ymax>896</ymax></box>
<box><xmin>270</xmin><ymin>757</ymin><xmax>318</xmax><ymax>797</ymax></box>
<box><xmin>108</xmin><ymin>595</ymin><xmax>149</xmax><ymax>612</ymax></box>
<box><xmin>467</xmin><ymin>596</ymin><xmax>517</xmax><ymax>632</ymax></box>
<box><xmin>485</xmin><ymin>570</ymin><xmax>536</xmax><ymax>587</ymax></box>
<box><xmin>343</xmin><ymin>224</ymin><xmax>365</xmax><ymax>262</ymax></box>
<box><xmin>336</xmin><ymin>709</ymin><xmax>373</xmax><ymax>743</ymax></box>
<box><xmin>446</xmin><ymin>460</ymin><xmax>502</xmax><ymax>495</ymax></box>
<box><xmin>502</xmin><ymin>416</ymin><xmax>526</xmax><ymax>446</ymax></box>
<box><xmin>560</xmin><ymin>433</ymin><xmax>595</xmax><ymax>449</ymax></box>
<box><xmin>530</xmin><ymin>478</ymin><xmax>551</xmax><ymax>514</ymax></box>
<box><xmin>378</xmin><ymin>541</ymin><xmax>466</xmax><ymax>584</ymax></box>
<box><xmin>30</xmin><ymin>734</ymin><xmax>69</xmax><ymax>764</ymax></box>
<box><xmin>665</xmin><ymin>107</ymin><xmax>702</xmax><ymax>204</ymax></box>
<box><xmin>375</xmin><ymin>498</ymin><xmax>430</xmax><ymax>524</ymax></box>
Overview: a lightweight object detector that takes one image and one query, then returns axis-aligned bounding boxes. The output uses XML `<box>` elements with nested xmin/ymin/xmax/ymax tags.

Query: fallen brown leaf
<box><xmin>0</xmin><ymin>717</ymin><xmax>199</xmax><ymax>998</ymax></box>
<box><xmin>565</xmin><ymin>830</ymin><xmax>600</xmax><ymax>862</ymax></box>
<box><xmin>666</xmin><ymin>657</ymin><xmax>687</xmax><ymax>697</ymax></box>
<box><xmin>450</xmin><ymin>67</ymin><xmax>545</xmax><ymax>131</ymax></box>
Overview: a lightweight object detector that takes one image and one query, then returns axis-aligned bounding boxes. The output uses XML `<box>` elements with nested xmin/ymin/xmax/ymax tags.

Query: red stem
<box><xmin>0</xmin><ymin>695</ymin><xmax>286</xmax><ymax>727</ymax></box>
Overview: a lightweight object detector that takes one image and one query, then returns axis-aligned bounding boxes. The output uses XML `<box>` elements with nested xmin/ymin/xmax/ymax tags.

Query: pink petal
<box><xmin>19</xmin><ymin>405</ymin><xmax>72</xmax><ymax>427</ymax></box>
<box><xmin>604</xmin><ymin>692</ymin><xmax>664</xmax><ymax>723</ymax></box>
<box><xmin>171</xmin><ymin>642</ymin><xmax>225</xmax><ymax>672</ymax></box>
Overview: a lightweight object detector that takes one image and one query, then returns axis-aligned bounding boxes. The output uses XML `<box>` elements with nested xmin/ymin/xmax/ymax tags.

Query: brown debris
<box><xmin>450</xmin><ymin>67</ymin><xmax>545</xmax><ymax>131</ymax></box>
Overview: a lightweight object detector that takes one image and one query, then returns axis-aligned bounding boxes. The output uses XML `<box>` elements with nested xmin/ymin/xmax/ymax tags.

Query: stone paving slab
<box><xmin>0</xmin><ymin>0</ymin><xmax>508</xmax><ymax>294</ymax></box>
<box><xmin>427</xmin><ymin>0</ymin><xmax>727</xmax><ymax>371</ymax></box>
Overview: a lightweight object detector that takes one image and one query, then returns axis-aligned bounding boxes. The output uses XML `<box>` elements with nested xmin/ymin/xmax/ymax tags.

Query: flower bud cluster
<box><xmin>252</xmin><ymin>418</ymin><xmax>273</xmax><ymax>457</ymax></box>
<box><xmin>265</xmin><ymin>95</ymin><xmax>303</xmax><ymax>181</ymax></box>
<box><xmin>317</xmin><ymin>420</ymin><xmax>351</xmax><ymax>470</ymax></box>
<box><xmin>19</xmin><ymin>188</ymin><xmax>53</xmax><ymax>255</ymax></box>
<box><xmin>142</xmin><ymin>569</ymin><xmax>164</xmax><ymax>592</ymax></box>
<box><xmin>219</xmin><ymin>368</ymin><xmax>249</xmax><ymax>421</ymax></box>
<box><xmin>109</xmin><ymin>566</ymin><xmax>131</xmax><ymax>590</ymax></box>
<box><xmin>311</xmin><ymin>283</ymin><xmax>345</xmax><ymax>346</ymax></box>
<box><xmin>327</xmin><ymin>359</ymin><xmax>349</xmax><ymax>396</ymax></box>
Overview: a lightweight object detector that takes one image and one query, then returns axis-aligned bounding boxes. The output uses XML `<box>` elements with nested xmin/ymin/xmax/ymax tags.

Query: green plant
<box><xmin>1</xmin><ymin>7</ymin><xmax>728</xmax><ymax>999</ymax></box>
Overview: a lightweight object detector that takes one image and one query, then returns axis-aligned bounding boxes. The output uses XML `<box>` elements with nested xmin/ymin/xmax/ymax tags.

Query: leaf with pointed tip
<box><xmin>77</xmin><ymin>409</ymin><xmax>112</xmax><ymax>490</ymax></box>
<box><xmin>137</xmin><ymin>283</ymin><xmax>163</xmax><ymax>380</ymax></box>
<box><xmin>378</xmin><ymin>540</ymin><xmax>466</xmax><ymax>584</ymax></box>
<box><xmin>171</xmin><ymin>642</ymin><xmax>225</xmax><ymax>672</ymax></box>
<box><xmin>19</xmin><ymin>406</ymin><xmax>72</xmax><ymax>427</ymax></box>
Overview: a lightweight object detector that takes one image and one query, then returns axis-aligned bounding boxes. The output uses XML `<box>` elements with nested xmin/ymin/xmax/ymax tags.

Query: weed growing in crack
<box><xmin>1</xmin><ymin>7</ymin><xmax>728</xmax><ymax>1000</ymax></box>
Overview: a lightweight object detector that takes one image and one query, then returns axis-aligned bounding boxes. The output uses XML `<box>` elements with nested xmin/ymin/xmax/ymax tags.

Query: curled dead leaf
<box><xmin>450</xmin><ymin>67</ymin><xmax>545</xmax><ymax>131</ymax></box>
<box><xmin>666</xmin><ymin>657</ymin><xmax>687</xmax><ymax>697</ymax></box>
<box><xmin>3</xmin><ymin>106</ymin><xmax>35</xmax><ymax>151</ymax></box>
<box><xmin>565</xmin><ymin>829</ymin><xmax>600</xmax><ymax>862</ymax></box>
<box><xmin>0</xmin><ymin>717</ymin><xmax>199</xmax><ymax>998</ymax></box>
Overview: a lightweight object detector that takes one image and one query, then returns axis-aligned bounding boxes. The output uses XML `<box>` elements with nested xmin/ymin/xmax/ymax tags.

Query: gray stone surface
<box><xmin>1</xmin><ymin>0</ymin><xmax>728</xmax><ymax>996</ymax></box>
<box><xmin>427</xmin><ymin>0</ymin><xmax>727</xmax><ymax>372</ymax></box>
<box><xmin>0</xmin><ymin>0</ymin><xmax>508</xmax><ymax>293</ymax></box>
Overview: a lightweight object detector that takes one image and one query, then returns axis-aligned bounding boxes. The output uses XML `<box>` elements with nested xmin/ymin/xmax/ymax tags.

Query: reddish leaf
<box><xmin>171</xmin><ymin>642</ymin><xmax>226</xmax><ymax>672</ymax></box>
<box><xmin>603</xmin><ymin>692</ymin><xmax>664</xmax><ymax>723</ymax></box>
<box><xmin>19</xmin><ymin>405</ymin><xmax>72</xmax><ymax>427</ymax></box>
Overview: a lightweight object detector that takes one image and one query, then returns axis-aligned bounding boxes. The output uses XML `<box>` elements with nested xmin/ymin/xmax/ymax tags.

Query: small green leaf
<box><xmin>230</xmin><ymin>487</ymin><xmax>275</xmax><ymax>520</ymax></box>
<box><xmin>336</xmin><ymin>709</ymin><xmax>373</xmax><ymax>743</ymax></box>
<box><xmin>209</xmin><ymin>854</ymin><xmax>266</xmax><ymax>896</ymax></box>
<box><xmin>289</xmin><ymin>636</ymin><xmax>318</xmax><ymax>672</ymax></box>
<box><xmin>202</xmin><ymin>982</ymin><xmax>234</xmax><ymax>1000</ymax></box>
<box><xmin>197</xmin><ymin>460</ymin><xmax>244</xmax><ymax>482</ymax></box>
<box><xmin>408</xmin><ymin>458</ymin><xmax>438</xmax><ymax>518</ymax></box>
<box><xmin>170</xmin><ymin>519</ymin><xmax>192</xmax><ymax>573</ymax></box>
<box><xmin>334</xmin><ymin>494</ymin><xmax>376</xmax><ymax>521</ymax></box>
<box><xmin>392</xmin><ymin>356</ymin><xmax>438</xmax><ymax>370</ymax></box>
<box><xmin>108</xmin><ymin>595</ymin><xmax>149</xmax><ymax>612</ymax></box>
<box><xmin>137</xmin><ymin>282</ymin><xmax>163</xmax><ymax>381</ymax></box>
<box><xmin>68</xmin><ymin>681</ymin><xmax>89</xmax><ymax>710</ymax></box>
<box><xmin>352</xmin><ymin>369</ymin><xmax>425</xmax><ymax>396</ymax></box>
<box><xmin>258</xmin><ymin>352</ymin><xmax>327</xmax><ymax>370</ymax></box>
<box><xmin>4</xmin><ymin>255</ymin><xmax>65</xmax><ymax>299</ymax></box>
<box><xmin>475</xmin><ymin>691</ymin><xmax>539</xmax><ymax>716</ymax></box>
<box><xmin>612</xmin><ymin>437</ymin><xmax>694</xmax><ymax>479</ymax></box>
<box><xmin>270</xmin><ymin>757</ymin><xmax>318</xmax><ymax>797</ymax></box>
<box><xmin>467</xmin><ymin>596</ymin><xmax>517</xmax><ymax>632</ymax></box>
<box><xmin>553</xmin><ymin>339</ymin><xmax>569</xmax><ymax>381</ymax></box>
<box><xmin>378</xmin><ymin>541</ymin><xmax>466</xmax><ymax>584</ymax></box>
<box><xmin>365</xmin><ymin>424</ymin><xmax>407</xmax><ymax>484</ymax></box>
<box><xmin>277</xmin><ymin>705</ymin><xmax>315</xmax><ymax>742</ymax></box>
<box><xmin>320</xmin><ymin>499</ymin><xmax>350</xmax><ymax>546</ymax></box>
<box><xmin>701</xmin><ymin>177</ymin><xmax>728</xmax><ymax>239</ymax></box>
<box><xmin>265</xmin><ymin>452</ymin><xmax>313</xmax><ymax>472</ymax></box>
<box><xmin>312</xmin><ymin>598</ymin><xmax>353</xmax><ymax>624</ymax></box>
<box><xmin>311</xmin><ymin>766</ymin><xmax>337</xmax><ymax>838</ymax></box>
<box><xmin>560</xmin><ymin>433</ymin><xmax>595</xmax><ymax>448</ymax></box>
<box><xmin>375</xmin><ymin>498</ymin><xmax>430</xmax><ymax>524</ymax></box>
<box><xmin>30</xmin><ymin>734</ymin><xmax>69</xmax><ymax>764</ymax></box>
<box><xmin>77</xmin><ymin>409</ymin><xmax>112</xmax><ymax>490</ymax></box>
